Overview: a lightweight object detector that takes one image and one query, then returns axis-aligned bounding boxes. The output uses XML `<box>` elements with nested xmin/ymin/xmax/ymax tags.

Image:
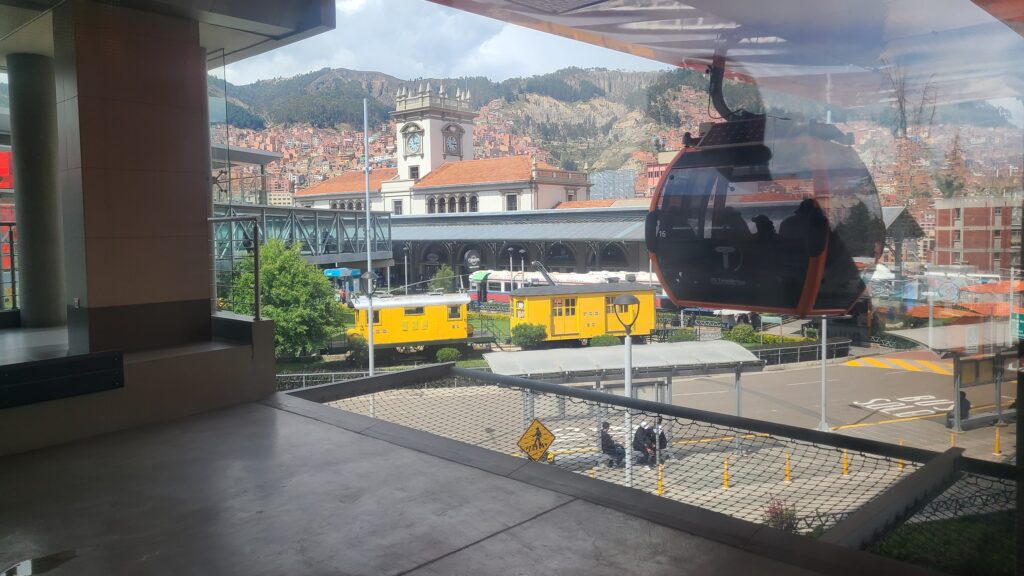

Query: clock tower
<box><xmin>392</xmin><ymin>82</ymin><xmax>476</xmax><ymax>182</ymax></box>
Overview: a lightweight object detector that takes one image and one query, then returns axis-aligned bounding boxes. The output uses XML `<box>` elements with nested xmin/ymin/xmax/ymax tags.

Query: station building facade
<box><xmin>292</xmin><ymin>85</ymin><xmax>591</xmax><ymax>214</ymax></box>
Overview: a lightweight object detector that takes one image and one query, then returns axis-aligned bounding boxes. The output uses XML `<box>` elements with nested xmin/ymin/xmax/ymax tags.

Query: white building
<box><xmin>293</xmin><ymin>84</ymin><xmax>591</xmax><ymax>213</ymax></box>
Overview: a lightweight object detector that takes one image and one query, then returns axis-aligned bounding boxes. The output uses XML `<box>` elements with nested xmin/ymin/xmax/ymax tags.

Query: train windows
<box><xmin>364</xmin><ymin>310</ymin><xmax>380</xmax><ymax>324</ymax></box>
<box><xmin>487</xmin><ymin>281</ymin><xmax>501</xmax><ymax>291</ymax></box>
<box><xmin>448</xmin><ymin>305</ymin><xmax>461</xmax><ymax>320</ymax></box>
<box><xmin>553</xmin><ymin>298</ymin><xmax>577</xmax><ymax>317</ymax></box>
<box><xmin>404</xmin><ymin>307</ymin><xmax>425</xmax><ymax>316</ymax></box>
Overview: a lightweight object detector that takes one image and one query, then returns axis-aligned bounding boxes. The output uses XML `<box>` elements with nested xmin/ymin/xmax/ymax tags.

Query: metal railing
<box><xmin>749</xmin><ymin>339</ymin><xmax>851</xmax><ymax>366</ymax></box>
<box><xmin>213</xmin><ymin>203</ymin><xmax>391</xmax><ymax>264</ymax></box>
<box><xmin>0</xmin><ymin>222</ymin><xmax>15</xmax><ymax>311</ymax></box>
<box><xmin>297</xmin><ymin>365</ymin><xmax>1016</xmax><ymax>572</ymax></box>
<box><xmin>209</xmin><ymin>216</ymin><xmax>260</xmax><ymax>320</ymax></box>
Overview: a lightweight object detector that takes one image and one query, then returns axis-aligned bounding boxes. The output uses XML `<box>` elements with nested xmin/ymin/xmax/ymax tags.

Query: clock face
<box><xmin>445</xmin><ymin>135</ymin><xmax>459</xmax><ymax>154</ymax></box>
<box><xmin>406</xmin><ymin>133</ymin><xmax>422</xmax><ymax>154</ymax></box>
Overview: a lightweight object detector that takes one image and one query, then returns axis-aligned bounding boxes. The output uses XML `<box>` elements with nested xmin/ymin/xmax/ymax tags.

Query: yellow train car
<box><xmin>347</xmin><ymin>293</ymin><xmax>472</xmax><ymax>348</ymax></box>
<box><xmin>509</xmin><ymin>283</ymin><xmax>657</xmax><ymax>343</ymax></box>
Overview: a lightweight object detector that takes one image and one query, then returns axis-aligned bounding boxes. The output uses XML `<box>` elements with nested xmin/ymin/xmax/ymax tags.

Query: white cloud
<box><xmin>226</xmin><ymin>0</ymin><xmax>668</xmax><ymax>85</ymax></box>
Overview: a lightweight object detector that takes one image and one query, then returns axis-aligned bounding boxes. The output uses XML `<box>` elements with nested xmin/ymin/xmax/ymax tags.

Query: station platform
<box><xmin>0</xmin><ymin>393</ymin><xmax>941</xmax><ymax>575</ymax></box>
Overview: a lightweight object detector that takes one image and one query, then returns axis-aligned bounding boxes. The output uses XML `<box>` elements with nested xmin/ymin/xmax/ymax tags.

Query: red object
<box><xmin>0</xmin><ymin>151</ymin><xmax>12</xmax><ymax>189</ymax></box>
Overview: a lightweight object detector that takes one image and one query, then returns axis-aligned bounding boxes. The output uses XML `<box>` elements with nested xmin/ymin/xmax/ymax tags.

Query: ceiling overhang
<box><xmin>430</xmin><ymin>0</ymin><xmax>1024</xmax><ymax>107</ymax></box>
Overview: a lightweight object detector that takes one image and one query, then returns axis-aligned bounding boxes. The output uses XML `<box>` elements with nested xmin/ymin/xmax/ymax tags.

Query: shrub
<box><xmin>762</xmin><ymin>496</ymin><xmax>798</xmax><ymax>533</ymax></box>
<box><xmin>724</xmin><ymin>324</ymin><xmax>757</xmax><ymax>344</ymax></box>
<box><xmin>347</xmin><ymin>335</ymin><xmax>368</xmax><ymax>367</ymax></box>
<box><xmin>436</xmin><ymin>347</ymin><xmax>462</xmax><ymax>363</ymax></box>
<box><xmin>511</xmin><ymin>323</ymin><xmax>548</xmax><ymax>349</ymax></box>
<box><xmin>805</xmin><ymin>327</ymin><xmax>819</xmax><ymax>340</ymax></box>
<box><xmin>668</xmin><ymin>329</ymin><xmax>697</xmax><ymax>342</ymax></box>
<box><xmin>590</xmin><ymin>334</ymin><xmax>620</xmax><ymax>347</ymax></box>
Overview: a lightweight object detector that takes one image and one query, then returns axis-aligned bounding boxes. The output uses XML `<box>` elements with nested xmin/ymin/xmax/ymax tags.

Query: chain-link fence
<box><xmin>326</xmin><ymin>372</ymin><xmax>925</xmax><ymax>534</ymax></box>
<box><xmin>871</xmin><ymin>471</ymin><xmax>1017</xmax><ymax>576</ymax></box>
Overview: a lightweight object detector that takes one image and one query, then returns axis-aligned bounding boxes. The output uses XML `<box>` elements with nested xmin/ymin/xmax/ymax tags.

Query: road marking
<box><xmin>834</xmin><ymin>401</ymin><xmax>1013</xmax><ymax>431</ymax></box>
<box><xmin>785</xmin><ymin>379</ymin><xmax>838</xmax><ymax>387</ymax></box>
<box><xmin>917</xmin><ymin>360</ymin><xmax>954</xmax><ymax>376</ymax></box>
<box><xmin>862</xmin><ymin>357</ymin><xmax>894</xmax><ymax>369</ymax></box>
<box><xmin>845</xmin><ymin>356</ymin><xmax>953</xmax><ymax>375</ymax></box>
<box><xmin>888</xmin><ymin>358</ymin><xmax>923</xmax><ymax>372</ymax></box>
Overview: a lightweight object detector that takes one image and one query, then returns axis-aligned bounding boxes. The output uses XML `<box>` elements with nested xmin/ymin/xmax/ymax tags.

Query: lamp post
<box><xmin>613</xmin><ymin>293</ymin><xmax>640</xmax><ymax>488</ymax></box>
<box><xmin>361</xmin><ymin>270</ymin><xmax>378</xmax><ymax>376</ymax></box>
<box><xmin>818</xmin><ymin>316</ymin><xmax>829</xmax><ymax>432</ymax></box>
<box><xmin>508</xmin><ymin>247</ymin><xmax>514</xmax><ymax>273</ymax></box>
<box><xmin>403</xmin><ymin>245</ymin><xmax>409</xmax><ymax>295</ymax></box>
<box><xmin>519</xmin><ymin>249</ymin><xmax>526</xmax><ymax>274</ymax></box>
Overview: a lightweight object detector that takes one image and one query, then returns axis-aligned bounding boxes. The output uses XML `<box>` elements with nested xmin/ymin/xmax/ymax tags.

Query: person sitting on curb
<box><xmin>599</xmin><ymin>422</ymin><xmax>625</xmax><ymax>468</ymax></box>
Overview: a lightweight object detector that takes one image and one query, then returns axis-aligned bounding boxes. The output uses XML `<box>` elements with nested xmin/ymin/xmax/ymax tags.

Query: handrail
<box><xmin>209</xmin><ymin>216</ymin><xmax>260</xmax><ymax>321</ymax></box>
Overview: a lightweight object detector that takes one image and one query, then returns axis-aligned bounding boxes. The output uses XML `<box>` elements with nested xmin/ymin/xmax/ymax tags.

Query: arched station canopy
<box><xmin>432</xmin><ymin>0</ymin><xmax>1024</xmax><ymax>106</ymax></box>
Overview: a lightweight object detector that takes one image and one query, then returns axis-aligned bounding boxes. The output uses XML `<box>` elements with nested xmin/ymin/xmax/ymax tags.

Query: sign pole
<box><xmin>624</xmin><ymin>329</ymin><xmax>633</xmax><ymax>488</ymax></box>
<box><xmin>363</xmin><ymin>99</ymin><xmax>374</xmax><ymax>376</ymax></box>
<box><xmin>818</xmin><ymin>317</ymin><xmax>829</xmax><ymax>432</ymax></box>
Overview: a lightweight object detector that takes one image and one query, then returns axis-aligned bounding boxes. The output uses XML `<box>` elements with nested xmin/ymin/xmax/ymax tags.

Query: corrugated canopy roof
<box><xmin>511</xmin><ymin>282</ymin><xmax>655</xmax><ymax>297</ymax></box>
<box><xmin>391</xmin><ymin>207</ymin><xmax>647</xmax><ymax>242</ymax></box>
<box><xmin>888</xmin><ymin>321</ymin><xmax>1012</xmax><ymax>352</ymax></box>
<box><xmin>485</xmin><ymin>341</ymin><xmax>761</xmax><ymax>377</ymax></box>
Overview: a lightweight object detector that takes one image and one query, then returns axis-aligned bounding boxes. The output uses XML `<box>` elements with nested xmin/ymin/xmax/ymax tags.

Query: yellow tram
<box><xmin>509</xmin><ymin>283</ymin><xmax>657</xmax><ymax>343</ymax></box>
<box><xmin>346</xmin><ymin>293</ymin><xmax>472</xmax><ymax>348</ymax></box>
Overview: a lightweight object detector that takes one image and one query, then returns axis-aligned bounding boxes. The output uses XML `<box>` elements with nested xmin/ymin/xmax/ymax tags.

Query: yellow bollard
<box><xmin>657</xmin><ymin>464</ymin><xmax>664</xmax><ymax>496</ymax></box>
<box><xmin>950</xmin><ymin>432</ymin><xmax>956</xmax><ymax>448</ymax></box>
<box><xmin>898</xmin><ymin>439</ymin><xmax>905</xmax><ymax>472</ymax></box>
<box><xmin>842</xmin><ymin>450</ymin><xmax>849</xmax><ymax>476</ymax></box>
<box><xmin>784</xmin><ymin>451</ymin><xmax>792</xmax><ymax>483</ymax></box>
<box><xmin>723</xmin><ymin>457</ymin><xmax>730</xmax><ymax>490</ymax></box>
<box><xmin>994</xmin><ymin>427</ymin><xmax>1002</xmax><ymax>456</ymax></box>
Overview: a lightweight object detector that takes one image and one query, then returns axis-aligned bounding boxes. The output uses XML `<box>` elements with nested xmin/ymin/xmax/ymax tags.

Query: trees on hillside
<box><xmin>227</xmin><ymin>240</ymin><xmax>343</xmax><ymax>357</ymax></box>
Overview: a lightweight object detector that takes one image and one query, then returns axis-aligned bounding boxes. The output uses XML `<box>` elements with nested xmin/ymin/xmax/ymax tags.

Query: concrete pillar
<box><xmin>8</xmin><ymin>53</ymin><xmax>66</xmax><ymax>327</ymax></box>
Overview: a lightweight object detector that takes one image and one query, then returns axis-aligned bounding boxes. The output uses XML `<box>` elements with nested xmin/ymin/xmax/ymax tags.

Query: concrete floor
<box><xmin>0</xmin><ymin>395</ymin><xmax>939</xmax><ymax>575</ymax></box>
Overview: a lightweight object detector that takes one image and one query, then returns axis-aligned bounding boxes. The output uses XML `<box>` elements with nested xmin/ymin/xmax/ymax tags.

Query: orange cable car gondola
<box><xmin>645</xmin><ymin>56</ymin><xmax>884</xmax><ymax>317</ymax></box>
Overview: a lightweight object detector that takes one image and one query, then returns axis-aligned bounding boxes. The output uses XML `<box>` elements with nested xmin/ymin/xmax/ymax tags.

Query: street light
<box><xmin>613</xmin><ymin>293</ymin><xmax>640</xmax><ymax>487</ymax></box>
<box><xmin>403</xmin><ymin>245</ymin><xmax>410</xmax><ymax>295</ymax></box>
<box><xmin>519</xmin><ymin>249</ymin><xmax>526</xmax><ymax>274</ymax></box>
<box><xmin>507</xmin><ymin>247</ymin><xmax>514</xmax><ymax>273</ymax></box>
<box><xmin>361</xmin><ymin>269</ymin><xmax>379</xmax><ymax>376</ymax></box>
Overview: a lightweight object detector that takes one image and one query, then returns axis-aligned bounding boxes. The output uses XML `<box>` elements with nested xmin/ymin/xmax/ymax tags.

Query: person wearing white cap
<box><xmin>632</xmin><ymin>421</ymin><xmax>652</xmax><ymax>465</ymax></box>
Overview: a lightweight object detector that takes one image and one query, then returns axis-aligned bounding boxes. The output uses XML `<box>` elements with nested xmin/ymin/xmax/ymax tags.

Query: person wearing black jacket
<box><xmin>633</xmin><ymin>421</ymin><xmax>654</xmax><ymax>465</ymax></box>
<box><xmin>599</xmin><ymin>422</ymin><xmax>624</xmax><ymax>468</ymax></box>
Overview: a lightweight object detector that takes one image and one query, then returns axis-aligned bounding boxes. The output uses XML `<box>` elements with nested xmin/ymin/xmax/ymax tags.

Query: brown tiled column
<box><xmin>54</xmin><ymin>0</ymin><xmax>211</xmax><ymax>353</ymax></box>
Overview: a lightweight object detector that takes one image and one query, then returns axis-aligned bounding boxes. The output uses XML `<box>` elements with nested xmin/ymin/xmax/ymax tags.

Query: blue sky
<box><xmin>225</xmin><ymin>0</ymin><xmax>670</xmax><ymax>85</ymax></box>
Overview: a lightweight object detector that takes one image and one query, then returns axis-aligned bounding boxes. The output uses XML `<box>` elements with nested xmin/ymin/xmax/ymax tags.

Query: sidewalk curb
<box><xmin>763</xmin><ymin>357</ymin><xmax>850</xmax><ymax>371</ymax></box>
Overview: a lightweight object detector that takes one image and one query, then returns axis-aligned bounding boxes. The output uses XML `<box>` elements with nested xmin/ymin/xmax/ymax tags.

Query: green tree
<box><xmin>935</xmin><ymin>173</ymin><xmax>965</xmax><ymax>199</ymax></box>
<box><xmin>428</xmin><ymin>264</ymin><xmax>456</xmax><ymax>292</ymax></box>
<box><xmin>511</xmin><ymin>323</ymin><xmax>547</xmax><ymax>349</ymax></box>
<box><xmin>227</xmin><ymin>239</ymin><xmax>343</xmax><ymax>357</ymax></box>
<box><xmin>836</xmin><ymin>202</ymin><xmax>885</xmax><ymax>257</ymax></box>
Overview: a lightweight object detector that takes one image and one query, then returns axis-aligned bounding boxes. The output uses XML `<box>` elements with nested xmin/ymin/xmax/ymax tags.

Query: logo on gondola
<box><xmin>714</xmin><ymin>245</ymin><xmax>743</xmax><ymax>271</ymax></box>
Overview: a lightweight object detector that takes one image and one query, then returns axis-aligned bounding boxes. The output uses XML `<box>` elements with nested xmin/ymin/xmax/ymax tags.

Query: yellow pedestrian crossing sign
<box><xmin>518</xmin><ymin>418</ymin><xmax>555</xmax><ymax>461</ymax></box>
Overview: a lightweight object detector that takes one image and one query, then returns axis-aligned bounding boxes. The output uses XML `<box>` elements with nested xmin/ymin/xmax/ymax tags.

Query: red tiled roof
<box><xmin>294</xmin><ymin>168</ymin><xmax>397</xmax><ymax>197</ymax></box>
<box><xmin>961</xmin><ymin>280</ymin><xmax>1024</xmax><ymax>294</ymax></box>
<box><xmin>414</xmin><ymin>156</ymin><xmax>533</xmax><ymax>189</ymax></box>
<box><xmin>555</xmin><ymin>200</ymin><xmax>617</xmax><ymax>209</ymax></box>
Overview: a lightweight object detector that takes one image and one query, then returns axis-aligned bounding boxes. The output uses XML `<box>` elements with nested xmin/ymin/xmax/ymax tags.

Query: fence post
<box><xmin>723</xmin><ymin>457</ymin><xmax>730</xmax><ymax>490</ymax></box>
